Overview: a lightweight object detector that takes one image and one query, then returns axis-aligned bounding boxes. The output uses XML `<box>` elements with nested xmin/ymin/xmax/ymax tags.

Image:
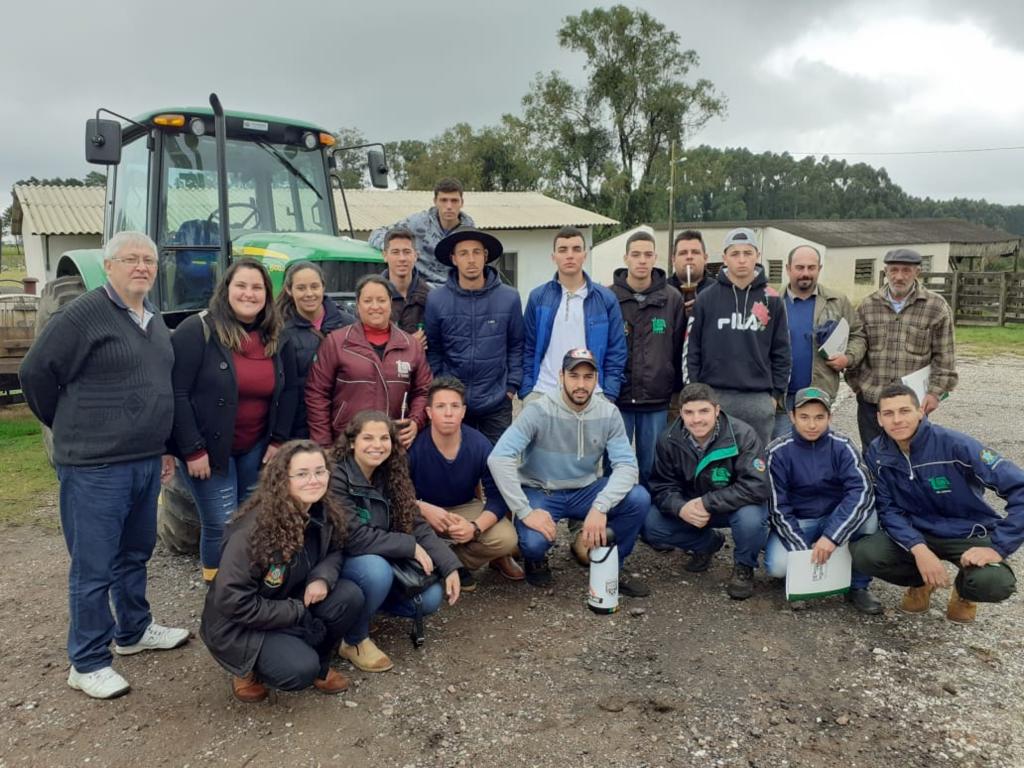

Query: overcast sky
<box><xmin>3</xmin><ymin>0</ymin><xmax>1022</xmax><ymax>211</ymax></box>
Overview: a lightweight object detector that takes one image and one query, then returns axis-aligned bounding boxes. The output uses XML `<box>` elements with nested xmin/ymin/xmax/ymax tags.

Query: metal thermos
<box><xmin>587</xmin><ymin>528</ymin><xmax>619</xmax><ymax>614</ymax></box>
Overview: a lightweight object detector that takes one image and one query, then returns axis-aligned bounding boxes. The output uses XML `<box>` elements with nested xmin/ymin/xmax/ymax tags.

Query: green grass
<box><xmin>955</xmin><ymin>324</ymin><xmax>1024</xmax><ymax>358</ymax></box>
<box><xmin>0</xmin><ymin>406</ymin><xmax>58</xmax><ymax>527</ymax></box>
<box><xmin>1</xmin><ymin>244</ymin><xmax>27</xmax><ymax>283</ymax></box>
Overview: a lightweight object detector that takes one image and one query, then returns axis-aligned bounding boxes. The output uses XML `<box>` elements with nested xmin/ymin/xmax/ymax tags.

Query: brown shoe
<box><xmin>571</xmin><ymin>532</ymin><xmax>590</xmax><ymax>567</ymax></box>
<box><xmin>232</xmin><ymin>673</ymin><xmax>267</xmax><ymax>703</ymax></box>
<box><xmin>489</xmin><ymin>555</ymin><xmax>525</xmax><ymax>581</ymax></box>
<box><xmin>313</xmin><ymin>668</ymin><xmax>351</xmax><ymax>694</ymax></box>
<box><xmin>899</xmin><ymin>585</ymin><xmax>934</xmax><ymax>614</ymax></box>
<box><xmin>339</xmin><ymin>638</ymin><xmax>394</xmax><ymax>673</ymax></box>
<box><xmin>946</xmin><ymin>586</ymin><xmax>977</xmax><ymax>624</ymax></box>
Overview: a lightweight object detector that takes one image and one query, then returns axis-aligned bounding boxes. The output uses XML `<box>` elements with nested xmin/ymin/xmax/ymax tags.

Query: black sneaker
<box><xmin>726</xmin><ymin>563</ymin><xmax>755</xmax><ymax>600</ymax></box>
<box><xmin>684</xmin><ymin>531</ymin><xmax>725</xmax><ymax>573</ymax></box>
<box><xmin>524</xmin><ymin>558</ymin><xmax>552</xmax><ymax>588</ymax></box>
<box><xmin>458</xmin><ymin>567</ymin><xmax>478</xmax><ymax>593</ymax></box>
<box><xmin>845</xmin><ymin>587</ymin><xmax>883</xmax><ymax>615</ymax></box>
<box><xmin>618</xmin><ymin>577</ymin><xmax>651</xmax><ymax>598</ymax></box>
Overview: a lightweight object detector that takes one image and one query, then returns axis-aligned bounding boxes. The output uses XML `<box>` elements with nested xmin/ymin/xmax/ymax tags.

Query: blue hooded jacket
<box><xmin>520</xmin><ymin>271</ymin><xmax>627</xmax><ymax>400</ymax></box>
<box><xmin>424</xmin><ymin>266</ymin><xmax>524</xmax><ymax>415</ymax></box>
<box><xmin>866</xmin><ymin>419</ymin><xmax>1024</xmax><ymax>558</ymax></box>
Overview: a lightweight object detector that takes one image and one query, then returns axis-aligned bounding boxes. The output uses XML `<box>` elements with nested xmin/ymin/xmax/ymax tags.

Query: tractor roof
<box><xmin>133</xmin><ymin>107</ymin><xmax>327</xmax><ymax>134</ymax></box>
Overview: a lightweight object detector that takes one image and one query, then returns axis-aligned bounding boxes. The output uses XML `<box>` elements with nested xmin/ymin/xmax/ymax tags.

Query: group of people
<box><xmin>19</xmin><ymin>177</ymin><xmax>1022</xmax><ymax>704</ymax></box>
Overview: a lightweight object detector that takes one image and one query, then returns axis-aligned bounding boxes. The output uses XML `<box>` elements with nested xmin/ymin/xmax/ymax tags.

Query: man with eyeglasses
<box><xmin>20</xmin><ymin>231</ymin><xmax>189</xmax><ymax>700</ymax></box>
<box><xmin>407</xmin><ymin>377</ymin><xmax>522</xmax><ymax>589</ymax></box>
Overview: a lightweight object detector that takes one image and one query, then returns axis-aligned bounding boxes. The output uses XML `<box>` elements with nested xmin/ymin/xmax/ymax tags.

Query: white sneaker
<box><xmin>68</xmin><ymin>666</ymin><xmax>130</xmax><ymax>699</ymax></box>
<box><xmin>113</xmin><ymin>622</ymin><xmax>190</xmax><ymax>655</ymax></box>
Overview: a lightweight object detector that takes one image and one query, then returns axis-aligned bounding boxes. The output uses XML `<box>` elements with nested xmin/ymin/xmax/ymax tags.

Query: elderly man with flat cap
<box><xmin>424</xmin><ymin>227</ymin><xmax>524</xmax><ymax>445</ymax></box>
<box><xmin>846</xmin><ymin>248</ymin><xmax>957</xmax><ymax>449</ymax></box>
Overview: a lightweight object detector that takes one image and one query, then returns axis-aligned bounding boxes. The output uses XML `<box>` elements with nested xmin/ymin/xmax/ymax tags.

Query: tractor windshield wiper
<box><xmin>254</xmin><ymin>139</ymin><xmax>322</xmax><ymax>200</ymax></box>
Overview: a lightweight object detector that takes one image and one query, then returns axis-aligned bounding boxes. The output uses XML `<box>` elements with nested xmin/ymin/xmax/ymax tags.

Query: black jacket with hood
<box><xmin>649</xmin><ymin>412</ymin><xmax>770</xmax><ymax>518</ymax></box>
<box><xmin>610</xmin><ymin>267</ymin><xmax>685</xmax><ymax>410</ymax></box>
<box><xmin>683</xmin><ymin>265</ymin><xmax>791</xmax><ymax>398</ymax></box>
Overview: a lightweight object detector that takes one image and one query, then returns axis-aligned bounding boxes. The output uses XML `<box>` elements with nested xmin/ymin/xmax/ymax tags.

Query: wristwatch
<box><xmin>471</xmin><ymin>521</ymin><xmax>482</xmax><ymax>541</ymax></box>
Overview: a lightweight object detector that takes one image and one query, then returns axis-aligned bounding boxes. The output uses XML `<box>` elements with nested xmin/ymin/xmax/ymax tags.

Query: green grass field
<box><xmin>0</xmin><ymin>406</ymin><xmax>57</xmax><ymax>527</ymax></box>
<box><xmin>956</xmin><ymin>324</ymin><xmax>1024</xmax><ymax>357</ymax></box>
<box><xmin>1</xmin><ymin>244</ymin><xmax>27</xmax><ymax>283</ymax></box>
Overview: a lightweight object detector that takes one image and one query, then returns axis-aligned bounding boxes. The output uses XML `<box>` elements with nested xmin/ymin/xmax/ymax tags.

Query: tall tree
<box><xmin>521</xmin><ymin>5</ymin><xmax>725</xmax><ymax>226</ymax></box>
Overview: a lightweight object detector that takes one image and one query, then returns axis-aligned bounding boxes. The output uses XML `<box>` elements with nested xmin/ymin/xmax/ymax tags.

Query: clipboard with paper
<box><xmin>901</xmin><ymin>365</ymin><xmax>931</xmax><ymax>404</ymax></box>
<box><xmin>816</xmin><ymin>317</ymin><xmax>849</xmax><ymax>360</ymax></box>
<box><xmin>785</xmin><ymin>545</ymin><xmax>852</xmax><ymax>602</ymax></box>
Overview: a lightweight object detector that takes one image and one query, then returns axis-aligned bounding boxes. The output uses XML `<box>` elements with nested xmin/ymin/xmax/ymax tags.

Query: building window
<box><xmin>706</xmin><ymin>262</ymin><xmax>723</xmax><ymax>278</ymax></box>
<box><xmin>920</xmin><ymin>255</ymin><xmax>933</xmax><ymax>272</ymax></box>
<box><xmin>495</xmin><ymin>251</ymin><xmax>517</xmax><ymax>288</ymax></box>
<box><xmin>855</xmin><ymin>259</ymin><xmax>875</xmax><ymax>284</ymax></box>
<box><xmin>767</xmin><ymin>260</ymin><xmax>783</xmax><ymax>283</ymax></box>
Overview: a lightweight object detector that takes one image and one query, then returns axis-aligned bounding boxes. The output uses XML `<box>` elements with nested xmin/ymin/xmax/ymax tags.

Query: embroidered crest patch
<box><xmin>263</xmin><ymin>564</ymin><xmax>286</xmax><ymax>588</ymax></box>
<box><xmin>710</xmin><ymin>466</ymin><xmax>732</xmax><ymax>485</ymax></box>
<box><xmin>929</xmin><ymin>476</ymin><xmax>952</xmax><ymax>493</ymax></box>
<box><xmin>980</xmin><ymin>449</ymin><xmax>1000</xmax><ymax>467</ymax></box>
<box><xmin>651</xmin><ymin>317</ymin><xmax>666</xmax><ymax>334</ymax></box>
<box><xmin>396</xmin><ymin>360</ymin><xmax>411</xmax><ymax>379</ymax></box>
<box><xmin>752</xmin><ymin>458</ymin><xmax>766</xmax><ymax>472</ymax></box>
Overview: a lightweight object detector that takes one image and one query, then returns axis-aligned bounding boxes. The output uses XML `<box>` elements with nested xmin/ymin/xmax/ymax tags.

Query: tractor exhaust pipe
<box><xmin>209</xmin><ymin>93</ymin><xmax>231</xmax><ymax>274</ymax></box>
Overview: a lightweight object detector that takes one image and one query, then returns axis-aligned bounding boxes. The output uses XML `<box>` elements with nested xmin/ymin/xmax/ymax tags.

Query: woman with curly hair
<box><xmin>275</xmin><ymin>261</ymin><xmax>354</xmax><ymax>439</ymax></box>
<box><xmin>171</xmin><ymin>257</ymin><xmax>293</xmax><ymax>581</ymax></box>
<box><xmin>331</xmin><ymin>411</ymin><xmax>461</xmax><ymax>672</ymax></box>
<box><xmin>200</xmin><ymin>440</ymin><xmax>363</xmax><ymax>702</ymax></box>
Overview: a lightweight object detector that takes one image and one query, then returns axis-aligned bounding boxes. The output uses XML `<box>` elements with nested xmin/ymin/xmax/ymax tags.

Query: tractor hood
<box><xmin>232</xmin><ymin>231</ymin><xmax>384</xmax><ymax>294</ymax></box>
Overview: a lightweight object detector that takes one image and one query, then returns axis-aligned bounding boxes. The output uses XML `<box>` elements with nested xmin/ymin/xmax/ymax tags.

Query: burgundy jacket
<box><xmin>305</xmin><ymin>323</ymin><xmax>431</xmax><ymax>447</ymax></box>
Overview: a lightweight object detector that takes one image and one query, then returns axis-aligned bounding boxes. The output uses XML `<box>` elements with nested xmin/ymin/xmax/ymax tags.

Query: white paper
<box><xmin>901</xmin><ymin>365</ymin><xmax>932</xmax><ymax>404</ymax></box>
<box><xmin>785</xmin><ymin>544</ymin><xmax>853</xmax><ymax>601</ymax></box>
<box><xmin>817</xmin><ymin>317</ymin><xmax>849</xmax><ymax>360</ymax></box>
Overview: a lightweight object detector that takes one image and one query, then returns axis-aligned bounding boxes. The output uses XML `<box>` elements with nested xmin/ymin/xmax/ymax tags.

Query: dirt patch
<box><xmin>1</xmin><ymin>356</ymin><xmax>1022</xmax><ymax>768</ymax></box>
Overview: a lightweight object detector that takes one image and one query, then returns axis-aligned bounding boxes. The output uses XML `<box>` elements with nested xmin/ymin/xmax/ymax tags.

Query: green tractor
<box><xmin>38</xmin><ymin>94</ymin><xmax>388</xmax><ymax>552</ymax></box>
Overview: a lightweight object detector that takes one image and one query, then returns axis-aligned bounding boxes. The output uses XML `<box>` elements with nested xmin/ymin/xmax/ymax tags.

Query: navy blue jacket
<box><xmin>520</xmin><ymin>272</ymin><xmax>627</xmax><ymax>400</ymax></box>
<box><xmin>424</xmin><ymin>266</ymin><xmax>524</xmax><ymax>416</ymax></box>
<box><xmin>278</xmin><ymin>297</ymin><xmax>354</xmax><ymax>438</ymax></box>
<box><xmin>866</xmin><ymin>419</ymin><xmax>1024</xmax><ymax>558</ymax></box>
<box><xmin>766</xmin><ymin>428</ymin><xmax>874</xmax><ymax>550</ymax></box>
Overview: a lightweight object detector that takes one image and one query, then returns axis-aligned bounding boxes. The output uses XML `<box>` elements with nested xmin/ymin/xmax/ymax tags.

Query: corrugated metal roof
<box><xmin>12</xmin><ymin>184</ymin><xmax>105</xmax><ymax>236</ymax></box>
<box><xmin>340</xmin><ymin>190</ymin><xmax>617</xmax><ymax>231</ymax></box>
<box><xmin>672</xmin><ymin>218</ymin><xmax>1020</xmax><ymax>248</ymax></box>
<box><xmin>12</xmin><ymin>185</ymin><xmax>617</xmax><ymax>237</ymax></box>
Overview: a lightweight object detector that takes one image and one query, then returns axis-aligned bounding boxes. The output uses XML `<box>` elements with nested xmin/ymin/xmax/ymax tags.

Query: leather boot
<box><xmin>946</xmin><ymin>586</ymin><xmax>977</xmax><ymax>624</ymax></box>
<box><xmin>339</xmin><ymin>638</ymin><xmax>394</xmax><ymax>673</ymax></box>
<box><xmin>313</xmin><ymin>668</ymin><xmax>351</xmax><ymax>694</ymax></box>
<box><xmin>232</xmin><ymin>673</ymin><xmax>268</xmax><ymax>703</ymax></box>
<box><xmin>898</xmin><ymin>585</ymin><xmax>934</xmax><ymax>614</ymax></box>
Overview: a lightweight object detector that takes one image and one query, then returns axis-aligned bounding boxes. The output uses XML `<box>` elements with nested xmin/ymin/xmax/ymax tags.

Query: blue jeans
<box><xmin>57</xmin><ymin>457</ymin><xmax>161</xmax><ymax>673</ymax></box>
<box><xmin>516</xmin><ymin>478</ymin><xmax>649</xmax><ymax>564</ymax></box>
<box><xmin>340</xmin><ymin>555</ymin><xmax>444</xmax><ymax>644</ymax></box>
<box><xmin>765</xmin><ymin>513</ymin><xmax>878</xmax><ymax>589</ymax></box>
<box><xmin>771</xmin><ymin>393</ymin><xmax>797</xmax><ymax>440</ymax></box>
<box><xmin>620</xmin><ymin>409</ymin><xmax>667</xmax><ymax>488</ymax></box>
<box><xmin>641</xmin><ymin>503</ymin><xmax>769</xmax><ymax>569</ymax></box>
<box><xmin>180</xmin><ymin>440</ymin><xmax>266</xmax><ymax>568</ymax></box>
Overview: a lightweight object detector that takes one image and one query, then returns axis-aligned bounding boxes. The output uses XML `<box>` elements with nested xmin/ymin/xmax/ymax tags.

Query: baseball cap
<box><xmin>562</xmin><ymin>348</ymin><xmax>598</xmax><ymax>372</ymax></box>
<box><xmin>723</xmin><ymin>227</ymin><xmax>759</xmax><ymax>252</ymax></box>
<box><xmin>793</xmin><ymin>387</ymin><xmax>832</xmax><ymax>411</ymax></box>
<box><xmin>883</xmin><ymin>248</ymin><xmax>922</xmax><ymax>265</ymax></box>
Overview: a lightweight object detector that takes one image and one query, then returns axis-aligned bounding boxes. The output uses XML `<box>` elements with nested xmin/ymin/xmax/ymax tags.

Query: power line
<box><xmin>789</xmin><ymin>145</ymin><xmax>1024</xmax><ymax>158</ymax></box>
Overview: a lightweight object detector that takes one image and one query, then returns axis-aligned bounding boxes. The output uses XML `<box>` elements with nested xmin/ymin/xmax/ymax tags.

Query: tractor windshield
<box><xmin>160</xmin><ymin>133</ymin><xmax>333</xmax><ymax>245</ymax></box>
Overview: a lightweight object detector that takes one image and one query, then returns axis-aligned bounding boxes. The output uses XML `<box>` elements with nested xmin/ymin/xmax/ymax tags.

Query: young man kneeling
<box><xmin>765</xmin><ymin>387</ymin><xmax>881</xmax><ymax>613</ymax></box>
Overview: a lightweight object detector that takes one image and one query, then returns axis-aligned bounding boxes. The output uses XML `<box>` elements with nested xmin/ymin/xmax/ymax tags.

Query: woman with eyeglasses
<box><xmin>171</xmin><ymin>257</ymin><xmax>291</xmax><ymax>582</ymax></box>
<box><xmin>305</xmin><ymin>275</ymin><xmax>431</xmax><ymax>451</ymax></box>
<box><xmin>275</xmin><ymin>261</ymin><xmax>354</xmax><ymax>439</ymax></box>
<box><xmin>201</xmin><ymin>440</ymin><xmax>362</xmax><ymax>702</ymax></box>
<box><xmin>330</xmin><ymin>411</ymin><xmax>461</xmax><ymax>673</ymax></box>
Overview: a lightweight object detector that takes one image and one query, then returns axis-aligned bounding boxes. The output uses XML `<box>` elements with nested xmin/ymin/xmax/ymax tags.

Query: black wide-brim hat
<box><xmin>435</xmin><ymin>227</ymin><xmax>504</xmax><ymax>267</ymax></box>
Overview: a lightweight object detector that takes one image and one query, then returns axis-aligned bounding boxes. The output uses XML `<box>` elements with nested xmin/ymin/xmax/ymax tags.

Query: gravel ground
<box><xmin>1</xmin><ymin>354</ymin><xmax>1022</xmax><ymax>768</ymax></box>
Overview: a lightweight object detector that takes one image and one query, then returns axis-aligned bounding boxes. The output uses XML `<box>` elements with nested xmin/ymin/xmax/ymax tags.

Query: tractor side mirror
<box><xmin>85</xmin><ymin>119</ymin><xmax>122</xmax><ymax>165</ymax></box>
<box><xmin>367</xmin><ymin>149</ymin><xmax>389</xmax><ymax>189</ymax></box>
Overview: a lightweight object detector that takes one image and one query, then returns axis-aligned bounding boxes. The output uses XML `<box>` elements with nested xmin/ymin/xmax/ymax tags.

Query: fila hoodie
<box><xmin>684</xmin><ymin>265</ymin><xmax>791</xmax><ymax>397</ymax></box>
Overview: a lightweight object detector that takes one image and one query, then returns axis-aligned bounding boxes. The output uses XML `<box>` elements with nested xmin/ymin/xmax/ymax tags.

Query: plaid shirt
<box><xmin>846</xmin><ymin>282</ymin><xmax>957</xmax><ymax>403</ymax></box>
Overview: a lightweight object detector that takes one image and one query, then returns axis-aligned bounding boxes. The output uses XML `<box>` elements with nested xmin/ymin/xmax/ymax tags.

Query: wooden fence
<box><xmin>915</xmin><ymin>271</ymin><xmax>1024</xmax><ymax>326</ymax></box>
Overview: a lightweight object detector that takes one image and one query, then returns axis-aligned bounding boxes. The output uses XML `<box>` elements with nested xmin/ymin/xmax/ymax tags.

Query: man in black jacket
<box><xmin>611</xmin><ymin>231</ymin><xmax>685</xmax><ymax>487</ymax></box>
<box><xmin>19</xmin><ymin>231</ymin><xmax>189</xmax><ymax>699</ymax></box>
<box><xmin>381</xmin><ymin>227</ymin><xmax>431</xmax><ymax>349</ymax></box>
<box><xmin>683</xmin><ymin>227</ymin><xmax>790</xmax><ymax>447</ymax></box>
<box><xmin>642</xmin><ymin>383</ymin><xmax>771</xmax><ymax>599</ymax></box>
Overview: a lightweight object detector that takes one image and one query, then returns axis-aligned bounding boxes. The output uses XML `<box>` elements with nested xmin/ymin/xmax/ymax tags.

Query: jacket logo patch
<box><xmin>752</xmin><ymin>458</ymin><xmax>766</xmax><ymax>472</ymax></box>
<box><xmin>355</xmin><ymin>506</ymin><xmax>371</xmax><ymax>523</ymax></box>
<box><xmin>651</xmin><ymin>318</ymin><xmax>666</xmax><ymax>334</ymax></box>
<box><xmin>710</xmin><ymin>466</ymin><xmax>732</xmax><ymax>486</ymax></box>
<box><xmin>929</xmin><ymin>476</ymin><xmax>952</xmax><ymax>494</ymax></box>
<box><xmin>396</xmin><ymin>360</ymin><xmax>411</xmax><ymax>379</ymax></box>
<box><xmin>980</xmin><ymin>449</ymin><xmax>1000</xmax><ymax>466</ymax></box>
<box><xmin>263</xmin><ymin>564</ymin><xmax>286</xmax><ymax>588</ymax></box>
